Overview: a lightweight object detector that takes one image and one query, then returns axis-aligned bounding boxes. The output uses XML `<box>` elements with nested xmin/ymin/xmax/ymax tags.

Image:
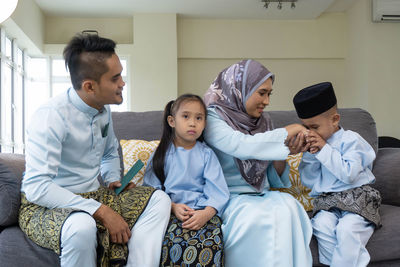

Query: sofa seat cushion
<box><xmin>368</xmin><ymin>204</ymin><xmax>400</xmax><ymax>262</ymax></box>
<box><xmin>0</xmin><ymin>226</ymin><xmax>59</xmax><ymax>267</ymax></box>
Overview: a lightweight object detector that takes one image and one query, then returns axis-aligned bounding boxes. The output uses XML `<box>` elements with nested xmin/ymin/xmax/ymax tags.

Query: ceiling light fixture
<box><xmin>261</xmin><ymin>0</ymin><xmax>298</xmax><ymax>10</ymax></box>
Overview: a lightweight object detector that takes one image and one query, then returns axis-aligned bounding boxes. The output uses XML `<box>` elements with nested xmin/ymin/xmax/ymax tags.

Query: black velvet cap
<box><xmin>293</xmin><ymin>82</ymin><xmax>337</xmax><ymax>119</ymax></box>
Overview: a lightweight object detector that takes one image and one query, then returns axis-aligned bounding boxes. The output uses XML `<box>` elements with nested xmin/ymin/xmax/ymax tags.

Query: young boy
<box><xmin>293</xmin><ymin>82</ymin><xmax>381</xmax><ymax>267</ymax></box>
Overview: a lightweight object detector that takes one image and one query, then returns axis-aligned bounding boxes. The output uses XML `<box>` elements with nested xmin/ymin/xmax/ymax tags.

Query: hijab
<box><xmin>204</xmin><ymin>59</ymin><xmax>275</xmax><ymax>192</ymax></box>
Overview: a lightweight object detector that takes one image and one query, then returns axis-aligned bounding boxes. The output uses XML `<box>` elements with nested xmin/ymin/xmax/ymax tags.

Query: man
<box><xmin>19</xmin><ymin>33</ymin><xmax>171</xmax><ymax>267</ymax></box>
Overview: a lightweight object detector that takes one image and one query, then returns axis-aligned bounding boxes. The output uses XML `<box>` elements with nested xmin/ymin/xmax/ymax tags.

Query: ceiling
<box><xmin>34</xmin><ymin>0</ymin><xmax>358</xmax><ymax>20</ymax></box>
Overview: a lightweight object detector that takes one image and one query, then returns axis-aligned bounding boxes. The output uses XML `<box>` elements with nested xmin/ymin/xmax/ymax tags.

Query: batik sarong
<box><xmin>19</xmin><ymin>186</ymin><xmax>155</xmax><ymax>267</ymax></box>
<box><xmin>160</xmin><ymin>214</ymin><xmax>224</xmax><ymax>267</ymax></box>
<box><xmin>312</xmin><ymin>185</ymin><xmax>381</xmax><ymax>227</ymax></box>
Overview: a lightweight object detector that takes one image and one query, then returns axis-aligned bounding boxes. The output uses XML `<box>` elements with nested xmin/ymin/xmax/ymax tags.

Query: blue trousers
<box><xmin>312</xmin><ymin>209</ymin><xmax>374</xmax><ymax>267</ymax></box>
<box><xmin>59</xmin><ymin>190</ymin><xmax>171</xmax><ymax>267</ymax></box>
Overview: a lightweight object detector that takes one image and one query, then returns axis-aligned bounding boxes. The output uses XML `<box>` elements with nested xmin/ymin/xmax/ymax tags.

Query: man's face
<box><xmin>91</xmin><ymin>53</ymin><xmax>125</xmax><ymax>110</ymax></box>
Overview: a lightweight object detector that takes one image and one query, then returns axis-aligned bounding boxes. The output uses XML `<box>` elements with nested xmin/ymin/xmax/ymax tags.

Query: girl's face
<box><xmin>167</xmin><ymin>100</ymin><xmax>206</xmax><ymax>149</ymax></box>
<box><xmin>245</xmin><ymin>78</ymin><xmax>273</xmax><ymax>118</ymax></box>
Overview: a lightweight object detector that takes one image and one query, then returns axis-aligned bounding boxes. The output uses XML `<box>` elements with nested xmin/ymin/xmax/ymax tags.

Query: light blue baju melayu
<box><xmin>204</xmin><ymin>108</ymin><xmax>313</xmax><ymax>267</ymax></box>
<box><xmin>300</xmin><ymin>128</ymin><xmax>378</xmax><ymax>267</ymax></box>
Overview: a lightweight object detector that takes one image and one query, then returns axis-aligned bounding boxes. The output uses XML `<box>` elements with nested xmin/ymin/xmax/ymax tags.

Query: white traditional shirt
<box><xmin>22</xmin><ymin>88</ymin><xmax>121</xmax><ymax>215</ymax></box>
<box><xmin>143</xmin><ymin>141</ymin><xmax>229</xmax><ymax>214</ymax></box>
<box><xmin>299</xmin><ymin>127</ymin><xmax>376</xmax><ymax>197</ymax></box>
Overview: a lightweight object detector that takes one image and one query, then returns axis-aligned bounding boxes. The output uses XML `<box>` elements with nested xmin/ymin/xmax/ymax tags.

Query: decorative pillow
<box><xmin>273</xmin><ymin>153</ymin><xmax>314</xmax><ymax>211</ymax></box>
<box><xmin>120</xmin><ymin>139</ymin><xmax>160</xmax><ymax>186</ymax></box>
<box><xmin>0</xmin><ymin>161</ymin><xmax>21</xmax><ymax>226</ymax></box>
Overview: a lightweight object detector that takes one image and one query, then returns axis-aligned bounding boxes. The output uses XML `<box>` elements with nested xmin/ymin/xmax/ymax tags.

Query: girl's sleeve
<box><xmin>204</xmin><ymin>108</ymin><xmax>290</xmax><ymax>161</ymax></box>
<box><xmin>142</xmin><ymin>153</ymin><xmax>163</xmax><ymax>190</ymax></box>
<box><xmin>196</xmin><ymin>148</ymin><xmax>230</xmax><ymax>214</ymax></box>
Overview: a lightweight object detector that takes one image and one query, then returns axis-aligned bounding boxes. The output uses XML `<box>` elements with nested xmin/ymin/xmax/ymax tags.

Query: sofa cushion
<box><xmin>272</xmin><ymin>153</ymin><xmax>314</xmax><ymax>211</ymax></box>
<box><xmin>372</xmin><ymin>148</ymin><xmax>400</xmax><ymax>206</ymax></box>
<box><xmin>0</xmin><ymin>226</ymin><xmax>59</xmax><ymax>267</ymax></box>
<box><xmin>120</xmin><ymin>139</ymin><xmax>159</xmax><ymax>186</ymax></box>
<box><xmin>0</xmin><ymin>160</ymin><xmax>21</xmax><ymax>226</ymax></box>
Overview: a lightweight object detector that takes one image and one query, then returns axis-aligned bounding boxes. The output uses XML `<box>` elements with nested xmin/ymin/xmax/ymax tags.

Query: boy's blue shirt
<box><xmin>299</xmin><ymin>127</ymin><xmax>376</xmax><ymax>197</ymax></box>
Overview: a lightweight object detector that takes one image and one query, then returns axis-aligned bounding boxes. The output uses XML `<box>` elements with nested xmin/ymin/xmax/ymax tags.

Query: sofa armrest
<box><xmin>372</xmin><ymin>148</ymin><xmax>400</xmax><ymax>206</ymax></box>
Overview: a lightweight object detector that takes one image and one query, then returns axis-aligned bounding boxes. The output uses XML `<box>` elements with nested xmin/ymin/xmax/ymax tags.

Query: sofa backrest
<box><xmin>112</xmin><ymin>108</ymin><xmax>378</xmax><ymax>152</ymax></box>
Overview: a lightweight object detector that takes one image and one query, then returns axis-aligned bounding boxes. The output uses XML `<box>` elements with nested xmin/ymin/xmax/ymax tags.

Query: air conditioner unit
<box><xmin>372</xmin><ymin>0</ymin><xmax>400</xmax><ymax>22</ymax></box>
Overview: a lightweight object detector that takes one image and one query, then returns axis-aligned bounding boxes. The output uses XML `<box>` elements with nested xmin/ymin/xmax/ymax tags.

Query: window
<box><xmin>0</xmin><ymin>27</ymin><xmax>130</xmax><ymax>154</ymax></box>
<box><xmin>0</xmin><ymin>29</ymin><xmax>26</xmax><ymax>153</ymax></box>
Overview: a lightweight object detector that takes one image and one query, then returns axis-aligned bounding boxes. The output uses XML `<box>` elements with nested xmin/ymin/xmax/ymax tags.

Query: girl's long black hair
<box><xmin>152</xmin><ymin>94</ymin><xmax>207</xmax><ymax>185</ymax></box>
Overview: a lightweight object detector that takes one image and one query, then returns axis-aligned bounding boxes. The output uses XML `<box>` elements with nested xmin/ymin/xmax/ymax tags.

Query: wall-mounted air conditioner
<box><xmin>372</xmin><ymin>0</ymin><xmax>400</xmax><ymax>22</ymax></box>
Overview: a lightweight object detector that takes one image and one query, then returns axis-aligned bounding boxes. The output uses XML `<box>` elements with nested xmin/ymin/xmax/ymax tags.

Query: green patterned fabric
<box><xmin>19</xmin><ymin>186</ymin><xmax>155</xmax><ymax>267</ymax></box>
<box><xmin>160</xmin><ymin>214</ymin><xmax>224</xmax><ymax>267</ymax></box>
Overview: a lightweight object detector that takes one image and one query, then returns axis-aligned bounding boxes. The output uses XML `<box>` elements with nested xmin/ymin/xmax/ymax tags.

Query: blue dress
<box><xmin>204</xmin><ymin>108</ymin><xmax>313</xmax><ymax>267</ymax></box>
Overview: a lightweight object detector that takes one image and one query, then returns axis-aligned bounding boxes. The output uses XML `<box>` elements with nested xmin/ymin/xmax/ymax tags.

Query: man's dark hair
<box><xmin>63</xmin><ymin>33</ymin><xmax>116</xmax><ymax>90</ymax></box>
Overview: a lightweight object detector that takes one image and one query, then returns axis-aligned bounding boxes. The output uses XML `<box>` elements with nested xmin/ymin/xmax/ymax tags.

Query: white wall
<box><xmin>177</xmin><ymin>13</ymin><xmax>347</xmax><ymax>111</ymax></box>
<box><xmin>45</xmin><ymin>17</ymin><xmax>133</xmax><ymax>44</ymax></box>
<box><xmin>345</xmin><ymin>0</ymin><xmax>400</xmax><ymax>139</ymax></box>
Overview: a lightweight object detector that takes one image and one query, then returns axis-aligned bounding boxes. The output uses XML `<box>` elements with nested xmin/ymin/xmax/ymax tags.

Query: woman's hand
<box><xmin>286</xmin><ymin>130</ymin><xmax>310</xmax><ymax>154</ymax></box>
<box><xmin>172</xmin><ymin>203</ymin><xmax>193</xmax><ymax>222</ymax></box>
<box><xmin>183</xmin><ymin>206</ymin><xmax>216</xmax><ymax>230</ymax></box>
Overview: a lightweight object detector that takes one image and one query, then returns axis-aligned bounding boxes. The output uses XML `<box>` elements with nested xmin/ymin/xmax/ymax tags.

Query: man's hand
<box><xmin>172</xmin><ymin>203</ymin><xmax>193</xmax><ymax>222</ymax></box>
<box><xmin>182</xmin><ymin>206</ymin><xmax>216</xmax><ymax>231</ymax></box>
<box><xmin>93</xmin><ymin>204</ymin><xmax>131</xmax><ymax>244</ymax></box>
<box><xmin>108</xmin><ymin>181</ymin><xmax>136</xmax><ymax>191</ymax></box>
<box><xmin>306</xmin><ymin>131</ymin><xmax>326</xmax><ymax>154</ymax></box>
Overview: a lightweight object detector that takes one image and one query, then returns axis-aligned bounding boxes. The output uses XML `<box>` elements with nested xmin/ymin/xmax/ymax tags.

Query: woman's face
<box><xmin>245</xmin><ymin>78</ymin><xmax>273</xmax><ymax>118</ymax></box>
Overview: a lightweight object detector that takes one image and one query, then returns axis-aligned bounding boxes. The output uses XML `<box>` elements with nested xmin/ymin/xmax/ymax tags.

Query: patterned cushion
<box><xmin>274</xmin><ymin>153</ymin><xmax>313</xmax><ymax>211</ymax></box>
<box><xmin>120</xmin><ymin>139</ymin><xmax>160</xmax><ymax>186</ymax></box>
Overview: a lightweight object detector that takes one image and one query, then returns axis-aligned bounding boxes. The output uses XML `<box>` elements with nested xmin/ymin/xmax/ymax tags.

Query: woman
<box><xmin>203</xmin><ymin>59</ymin><xmax>312</xmax><ymax>267</ymax></box>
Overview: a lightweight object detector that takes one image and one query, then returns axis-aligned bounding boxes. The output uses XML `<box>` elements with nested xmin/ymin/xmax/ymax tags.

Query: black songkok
<box><xmin>293</xmin><ymin>82</ymin><xmax>337</xmax><ymax>119</ymax></box>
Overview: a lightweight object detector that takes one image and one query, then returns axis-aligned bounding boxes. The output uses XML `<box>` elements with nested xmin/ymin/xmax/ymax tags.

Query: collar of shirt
<box><xmin>68</xmin><ymin>87</ymin><xmax>105</xmax><ymax>117</ymax></box>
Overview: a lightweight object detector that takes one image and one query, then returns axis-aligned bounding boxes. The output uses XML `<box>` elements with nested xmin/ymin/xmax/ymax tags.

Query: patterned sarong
<box><xmin>312</xmin><ymin>185</ymin><xmax>381</xmax><ymax>227</ymax></box>
<box><xmin>19</xmin><ymin>186</ymin><xmax>155</xmax><ymax>267</ymax></box>
<box><xmin>160</xmin><ymin>214</ymin><xmax>224</xmax><ymax>267</ymax></box>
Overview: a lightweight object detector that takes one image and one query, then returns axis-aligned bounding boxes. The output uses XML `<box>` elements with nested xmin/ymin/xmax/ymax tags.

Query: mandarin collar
<box><xmin>68</xmin><ymin>87</ymin><xmax>105</xmax><ymax>117</ymax></box>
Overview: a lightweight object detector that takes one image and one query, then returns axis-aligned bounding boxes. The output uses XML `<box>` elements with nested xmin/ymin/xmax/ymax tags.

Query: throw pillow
<box><xmin>120</xmin><ymin>139</ymin><xmax>160</xmax><ymax>186</ymax></box>
<box><xmin>273</xmin><ymin>153</ymin><xmax>313</xmax><ymax>211</ymax></box>
<box><xmin>0</xmin><ymin>161</ymin><xmax>21</xmax><ymax>226</ymax></box>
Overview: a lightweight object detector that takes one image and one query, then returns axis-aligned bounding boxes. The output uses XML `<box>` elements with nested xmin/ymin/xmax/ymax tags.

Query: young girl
<box><xmin>143</xmin><ymin>94</ymin><xmax>229</xmax><ymax>267</ymax></box>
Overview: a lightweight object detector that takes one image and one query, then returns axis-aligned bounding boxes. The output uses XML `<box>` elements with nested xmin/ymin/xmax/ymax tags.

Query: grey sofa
<box><xmin>0</xmin><ymin>108</ymin><xmax>399</xmax><ymax>266</ymax></box>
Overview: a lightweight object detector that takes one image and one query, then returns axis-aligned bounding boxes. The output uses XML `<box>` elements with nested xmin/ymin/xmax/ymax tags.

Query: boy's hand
<box><xmin>183</xmin><ymin>206</ymin><xmax>216</xmax><ymax>230</ymax></box>
<box><xmin>306</xmin><ymin>131</ymin><xmax>326</xmax><ymax>154</ymax></box>
<box><xmin>172</xmin><ymin>203</ymin><xmax>193</xmax><ymax>222</ymax></box>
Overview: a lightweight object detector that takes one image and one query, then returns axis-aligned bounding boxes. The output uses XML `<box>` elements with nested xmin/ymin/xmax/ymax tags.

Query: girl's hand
<box><xmin>306</xmin><ymin>131</ymin><xmax>326</xmax><ymax>154</ymax></box>
<box><xmin>172</xmin><ymin>203</ymin><xmax>193</xmax><ymax>222</ymax></box>
<box><xmin>182</xmin><ymin>206</ymin><xmax>216</xmax><ymax>230</ymax></box>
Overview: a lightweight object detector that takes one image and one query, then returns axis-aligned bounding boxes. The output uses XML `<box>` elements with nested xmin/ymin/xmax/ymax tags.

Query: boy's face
<box><xmin>301</xmin><ymin>111</ymin><xmax>340</xmax><ymax>141</ymax></box>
